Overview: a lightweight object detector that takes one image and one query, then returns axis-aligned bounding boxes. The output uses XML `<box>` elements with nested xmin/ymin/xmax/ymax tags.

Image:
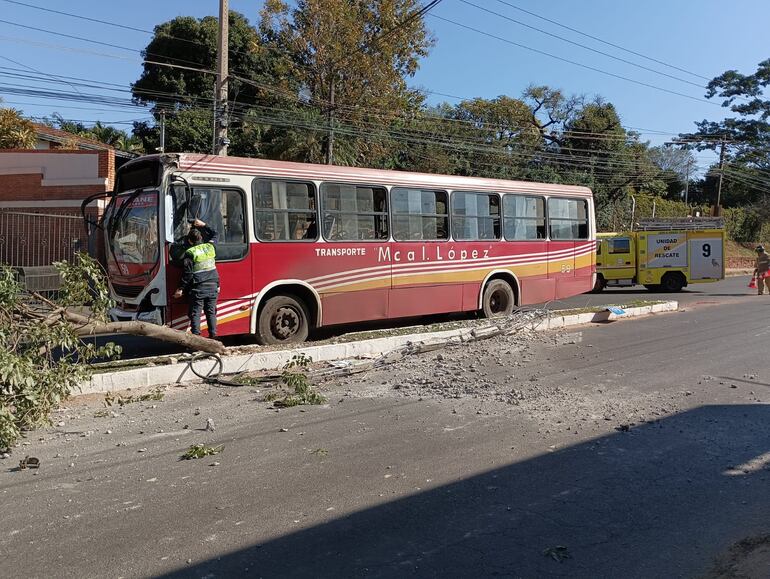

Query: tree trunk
<box><xmin>65</xmin><ymin>311</ymin><xmax>226</xmax><ymax>354</ymax></box>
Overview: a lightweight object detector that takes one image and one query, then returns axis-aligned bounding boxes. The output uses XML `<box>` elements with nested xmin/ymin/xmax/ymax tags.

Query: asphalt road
<box><xmin>94</xmin><ymin>275</ymin><xmax>755</xmax><ymax>360</ymax></box>
<box><xmin>2</xmin><ymin>289</ymin><xmax>768</xmax><ymax>578</ymax></box>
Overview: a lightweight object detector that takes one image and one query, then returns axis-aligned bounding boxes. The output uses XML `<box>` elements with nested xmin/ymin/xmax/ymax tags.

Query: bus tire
<box><xmin>660</xmin><ymin>272</ymin><xmax>685</xmax><ymax>293</ymax></box>
<box><xmin>481</xmin><ymin>279</ymin><xmax>516</xmax><ymax>318</ymax></box>
<box><xmin>590</xmin><ymin>274</ymin><xmax>606</xmax><ymax>293</ymax></box>
<box><xmin>256</xmin><ymin>294</ymin><xmax>310</xmax><ymax>345</ymax></box>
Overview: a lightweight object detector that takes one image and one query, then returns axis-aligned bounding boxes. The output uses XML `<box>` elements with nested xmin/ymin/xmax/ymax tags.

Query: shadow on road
<box><xmin>160</xmin><ymin>405</ymin><xmax>770</xmax><ymax>578</ymax></box>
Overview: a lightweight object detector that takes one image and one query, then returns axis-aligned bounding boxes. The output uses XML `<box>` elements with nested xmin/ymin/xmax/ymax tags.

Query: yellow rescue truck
<box><xmin>593</xmin><ymin>218</ymin><xmax>725</xmax><ymax>292</ymax></box>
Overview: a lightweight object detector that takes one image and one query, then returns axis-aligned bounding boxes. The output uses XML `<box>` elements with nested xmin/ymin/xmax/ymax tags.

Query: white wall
<box><xmin>0</xmin><ymin>151</ymin><xmax>105</xmax><ymax>186</ymax></box>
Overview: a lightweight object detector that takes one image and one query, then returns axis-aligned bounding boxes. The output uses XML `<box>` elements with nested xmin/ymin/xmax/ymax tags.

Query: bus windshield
<box><xmin>106</xmin><ymin>190</ymin><xmax>160</xmax><ymax>278</ymax></box>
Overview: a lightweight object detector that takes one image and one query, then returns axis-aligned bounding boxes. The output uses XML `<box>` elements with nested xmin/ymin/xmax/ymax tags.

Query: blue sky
<box><xmin>1</xmin><ymin>0</ymin><xmax>768</xmax><ymax>169</ymax></box>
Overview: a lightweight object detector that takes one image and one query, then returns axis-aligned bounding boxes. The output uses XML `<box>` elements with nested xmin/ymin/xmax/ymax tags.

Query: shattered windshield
<box><xmin>106</xmin><ymin>190</ymin><xmax>160</xmax><ymax>276</ymax></box>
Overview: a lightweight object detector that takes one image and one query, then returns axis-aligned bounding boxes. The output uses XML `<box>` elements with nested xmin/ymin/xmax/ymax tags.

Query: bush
<box><xmin>0</xmin><ymin>254</ymin><xmax>120</xmax><ymax>451</ymax></box>
<box><xmin>722</xmin><ymin>207</ymin><xmax>762</xmax><ymax>242</ymax></box>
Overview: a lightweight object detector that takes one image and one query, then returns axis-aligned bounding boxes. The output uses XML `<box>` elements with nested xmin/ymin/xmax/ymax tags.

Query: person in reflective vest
<box><xmin>173</xmin><ymin>219</ymin><xmax>220</xmax><ymax>338</ymax></box>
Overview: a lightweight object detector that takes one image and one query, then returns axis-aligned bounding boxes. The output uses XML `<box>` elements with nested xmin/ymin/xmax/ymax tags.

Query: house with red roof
<box><xmin>0</xmin><ymin>123</ymin><xmax>132</xmax><ymax>268</ymax></box>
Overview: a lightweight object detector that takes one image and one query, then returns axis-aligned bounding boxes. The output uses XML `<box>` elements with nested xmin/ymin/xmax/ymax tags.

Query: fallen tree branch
<box><xmin>26</xmin><ymin>292</ymin><xmax>226</xmax><ymax>354</ymax></box>
<box><xmin>69</xmin><ymin>315</ymin><xmax>226</xmax><ymax>355</ymax></box>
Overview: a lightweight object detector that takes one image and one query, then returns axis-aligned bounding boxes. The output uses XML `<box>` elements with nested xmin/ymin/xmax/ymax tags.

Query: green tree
<box><xmin>132</xmin><ymin>11</ymin><xmax>293</xmax><ymax>154</ymax></box>
<box><xmin>689</xmin><ymin>59</ymin><xmax>770</xmax><ymax>166</ymax></box>
<box><xmin>259</xmin><ymin>0</ymin><xmax>435</xmax><ymax>165</ymax></box>
<box><xmin>0</xmin><ymin>107</ymin><xmax>36</xmax><ymax>149</ymax></box>
<box><xmin>683</xmin><ymin>59</ymin><xmax>770</xmax><ymax>219</ymax></box>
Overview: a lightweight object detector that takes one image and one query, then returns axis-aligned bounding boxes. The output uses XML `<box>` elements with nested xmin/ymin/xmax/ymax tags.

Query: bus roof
<box><xmin>127</xmin><ymin>153</ymin><xmax>594</xmax><ymax>198</ymax></box>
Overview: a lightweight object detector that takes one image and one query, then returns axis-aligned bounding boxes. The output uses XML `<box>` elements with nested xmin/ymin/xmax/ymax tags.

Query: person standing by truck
<box><xmin>173</xmin><ymin>219</ymin><xmax>219</xmax><ymax>338</ymax></box>
<box><xmin>754</xmin><ymin>245</ymin><xmax>770</xmax><ymax>295</ymax></box>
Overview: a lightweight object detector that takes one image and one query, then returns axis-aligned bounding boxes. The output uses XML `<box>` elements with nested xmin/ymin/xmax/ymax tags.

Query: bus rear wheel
<box><xmin>256</xmin><ymin>294</ymin><xmax>310</xmax><ymax>345</ymax></box>
<box><xmin>482</xmin><ymin>279</ymin><xmax>516</xmax><ymax>318</ymax></box>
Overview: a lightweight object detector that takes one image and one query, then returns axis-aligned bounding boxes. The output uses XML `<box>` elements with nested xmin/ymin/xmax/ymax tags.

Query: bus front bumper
<box><xmin>109</xmin><ymin>306</ymin><xmax>163</xmax><ymax>326</ymax></box>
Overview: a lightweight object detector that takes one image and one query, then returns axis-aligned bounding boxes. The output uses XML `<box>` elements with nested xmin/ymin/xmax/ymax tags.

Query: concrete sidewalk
<box><xmin>82</xmin><ymin>301</ymin><xmax>679</xmax><ymax>396</ymax></box>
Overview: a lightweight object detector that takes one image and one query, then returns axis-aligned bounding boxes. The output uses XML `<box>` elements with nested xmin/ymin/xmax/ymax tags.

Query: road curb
<box><xmin>80</xmin><ymin>301</ymin><xmax>678</xmax><ymax>396</ymax></box>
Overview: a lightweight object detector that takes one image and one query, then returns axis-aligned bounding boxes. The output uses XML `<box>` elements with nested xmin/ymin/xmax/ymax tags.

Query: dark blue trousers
<box><xmin>188</xmin><ymin>290</ymin><xmax>218</xmax><ymax>337</ymax></box>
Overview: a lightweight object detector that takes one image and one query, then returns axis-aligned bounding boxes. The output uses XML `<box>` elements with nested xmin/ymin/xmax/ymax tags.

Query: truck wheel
<box><xmin>643</xmin><ymin>284</ymin><xmax>660</xmax><ymax>292</ymax></box>
<box><xmin>256</xmin><ymin>294</ymin><xmax>310</xmax><ymax>345</ymax></box>
<box><xmin>590</xmin><ymin>275</ymin><xmax>606</xmax><ymax>293</ymax></box>
<box><xmin>660</xmin><ymin>272</ymin><xmax>685</xmax><ymax>293</ymax></box>
<box><xmin>482</xmin><ymin>279</ymin><xmax>516</xmax><ymax>318</ymax></box>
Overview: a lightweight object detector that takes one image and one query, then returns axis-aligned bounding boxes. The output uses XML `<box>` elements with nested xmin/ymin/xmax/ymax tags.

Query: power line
<box><xmin>460</xmin><ymin>0</ymin><xmax>706</xmax><ymax>90</ymax></box>
<box><xmin>1</xmin><ymin>0</ymin><xmax>154</xmax><ymax>35</ymax></box>
<box><xmin>0</xmin><ymin>17</ymin><xmax>243</xmax><ymax>77</ymax></box>
<box><xmin>0</xmin><ymin>51</ymin><xmax>717</xmax><ymax>158</ymax></box>
<box><xmin>428</xmin><ymin>13</ymin><xmax>720</xmax><ymax>107</ymax></box>
<box><xmin>1</xmin><ymin>61</ymin><xmax>702</xmax><ymax>156</ymax></box>
<box><xmin>0</xmin><ymin>18</ymin><xmax>137</xmax><ymax>53</ymax></box>
<box><xmin>0</xmin><ymin>34</ymin><xmax>134</xmax><ymax>60</ymax></box>
<box><xmin>490</xmin><ymin>0</ymin><xmax>711</xmax><ymax>82</ymax></box>
<box><xmin>0</xmin><ymin>0</ymin><xmax>253</xmax><ymax>58</ymax></box>
<box><xmin>0</xmin><ymin>8</ymin><xmax>720</xmax><ymax>142</ymax></box>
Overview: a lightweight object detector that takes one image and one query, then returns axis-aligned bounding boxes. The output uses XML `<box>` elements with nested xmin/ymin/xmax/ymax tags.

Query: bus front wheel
<box><xmin>256</xmin><ymin>294</ymin><xmax>310</xmax><ymax>345</ymax></box>
<box><xmin>481</xmin><ymin>279</ymin><xmax>516</xmax><ymax>318</ymax></box>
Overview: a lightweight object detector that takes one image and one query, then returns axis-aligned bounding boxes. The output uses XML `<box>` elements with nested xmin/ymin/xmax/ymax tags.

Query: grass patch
<box><xmin>104</xmin><ymin>387</ymin><xmax>165</xmax><ymax>407</ymax></box>
<box><xmin>555</xmin><ymin>300</ymin><xmax>665</xmax><ymax>316</ymax></box>
<box><xmin>266</xmin><ymin>354</ymin><xmax>326</xmax><ymax>408</ymax></box>
<box><xmin>181</xmin><ymin>444</ymin><xmax>224</xmax><ymax>460</ymax></box>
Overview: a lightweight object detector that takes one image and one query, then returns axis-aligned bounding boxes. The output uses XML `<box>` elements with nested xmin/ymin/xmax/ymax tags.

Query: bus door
<box><xmin>387</xmin><ymin>188</ymin><xmax>462</xmax><ymax>318</ymax></box>
<box><xmin>501</xmin><ymin>195</ymin><xmax>553</xmax><ymax>304</ymax></box>
<box><xmin>168</xmin><ymin>186</ymin><xmax>252</xmax><ymax>335</ymax></box>
<box><xmin>548</xmin><ymin>197</ymin><xmax>590</xmax><ymax>298</ymax></box>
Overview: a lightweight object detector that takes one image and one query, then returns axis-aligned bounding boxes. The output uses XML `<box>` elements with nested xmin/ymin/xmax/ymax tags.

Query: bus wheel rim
<box><xmin>272</xmin><ymin>306</ymin><xmax>300</xmax><ymax>339</ymax></box>
<box><xmin>490</xmin><ymin>289</ymin><xmax>509</xmax><ymax>313</ymax></box>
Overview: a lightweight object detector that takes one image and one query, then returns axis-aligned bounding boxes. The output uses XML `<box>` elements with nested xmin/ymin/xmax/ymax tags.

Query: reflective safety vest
<box><xmin>185</xmin><ymin>243</ymin><xmax>216</xmax><ymax>273</ymax></box>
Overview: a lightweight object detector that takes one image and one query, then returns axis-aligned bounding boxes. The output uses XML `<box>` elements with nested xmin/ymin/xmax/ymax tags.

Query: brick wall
<box><xmin>0</xmin><ymin>149</ymin><xmax>114</xmax><ymax>266</ymax></box>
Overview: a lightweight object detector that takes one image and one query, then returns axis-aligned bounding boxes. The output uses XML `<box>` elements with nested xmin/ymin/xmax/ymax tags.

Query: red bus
<box><xmin>97</xmin><ymin>154</ymin><xmax>596</xmax><ymax>345</ymax></box>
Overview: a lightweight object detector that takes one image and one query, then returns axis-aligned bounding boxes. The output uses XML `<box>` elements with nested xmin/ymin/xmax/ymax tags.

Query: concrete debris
<box><xmin>205</xmin><ymin>418</ymin><xmax>215</xmax><ymax>432</ymax></box>
<box><xmin>17</xmin><ymin>456</ymin><xmax>40</xmax><ymax>470</ymax></box>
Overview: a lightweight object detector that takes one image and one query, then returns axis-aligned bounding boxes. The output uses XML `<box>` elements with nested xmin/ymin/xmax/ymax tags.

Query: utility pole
<box><xmin>325</xmin><ymin>74</ymin><xmax>335</xmax><ymax>165</ymax></box>
<box><xmin>715</xmin><ymin>137</ymin><xmax>727</xmax><ymax>215</ymax></box>
<box><xmin>683</xmin><ymin>157</ymin><xmax>691</xmax><ymax>206</ymax></box>
<box><xmin>214</xmin><ymin>0</ymin><xmax>229</xmax><ymax>156</ymax></box>
<box><xmin>158</xmin><ymin>109</ymin><xmax>166</xmax><ymax>153</ymax></box>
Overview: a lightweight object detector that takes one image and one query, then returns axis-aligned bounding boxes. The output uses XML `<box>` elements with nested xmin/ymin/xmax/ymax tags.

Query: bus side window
<box><xmin>452</xmin><ymin>191</ymin><xmax>501</xmax><ymax>241</ymax></box>
<box><xmin>503</xmin><ymin>195</ymin><xmax>545</xmax><ymax>240</ymax></box>
<box><xmin>169</xmin><ymin>187</ymin><xmax>247</xmax><ymax>261</ymax></box>
<box><xmin>391</xmin><ymin>188</ymin><xmax>449</xmax><ymax>241</ymax></box>
<box><xmin>252</xmin><ymin>179</ymin><xmax>317</xmax><ymax>242</ymax></box>
<box><xmin>320</xmin><ymin>183</ymin><xmax>388</xmax><ymax>241</ymax></box>
<box><xmin>548</xmin><ymin>198</ymin><xmax>589</xmax><ymax>240</ymax></box>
